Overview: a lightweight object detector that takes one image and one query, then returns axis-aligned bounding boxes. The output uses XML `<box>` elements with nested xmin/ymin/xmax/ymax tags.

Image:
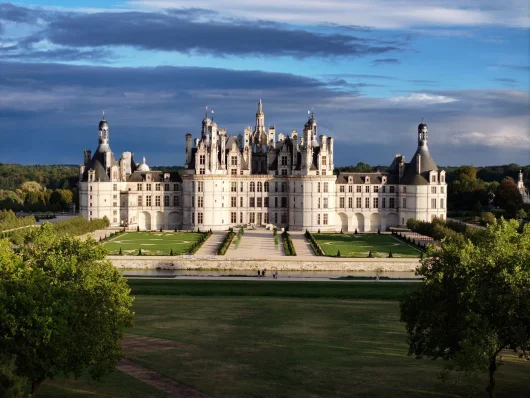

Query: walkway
<box><xmin>126</xmin><ymin>275</ymin><xmax>421</xmax><ymax>282</ymax></box>
<box><xmin>195</xmin><ymin>231</ymin><xmax>226</xmax><ymax>256</ymax></box>
<box><xmin>288</xmin><ymin>231</ymin><xmax>315</xmax><ymax>257</ymax></box>
<box><xmin>226</xmin><ymin>228</ymin><xmax>284</xmax><ymax>257</ymax></box>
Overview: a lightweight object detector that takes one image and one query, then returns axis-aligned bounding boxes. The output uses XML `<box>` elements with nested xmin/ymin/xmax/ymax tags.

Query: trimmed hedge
<box><xmin>273</xmin><ymin>227</ymin><xmax>279</xmax><ymax>246</ymax></box>
<box><xmin>187</xmin><ymin>230</ymin><xmax>212</xmax><ymax>255</ymax></box>
<box><xmin>305</xmin><ymin>229</ymin><xmax>324</xmax><ymax>256</ymax></box>
<box><xmin>52</xmin><ymin>216</ymin><xmax>110</xmax><ymax>237</ymax></box>
<box><xmin>0</xmin><ymin>210</ymin><xmax>36</xmax><ymax>232</ymax></box>
<box><xmin>217</xmin><ymin>230</ymin><xmax>235</xmax><ymax>255</ymax></box>
<box><xmin>281</xmin><ymin>231</ymin><xmax>296</xmax><ymax>256</ymax></box>
<box><xmin>406</xmin><ymin>217</ymin><xmax>484</xmax><ymax>244</ymax></box>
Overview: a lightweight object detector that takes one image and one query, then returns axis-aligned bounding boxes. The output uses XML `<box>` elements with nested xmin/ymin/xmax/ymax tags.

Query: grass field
<box><xmin>38</xmin><ymin>280</ymin><xmax>530</xmax><ymax>398</ymax></box>
<box><xmin>103</xmin><ymin>231</ymin><xmax>204</xmax><ymax>255</ymax></box>
<box><xmin>313</xmin><ymin>233</ymin><xmax>421</xmax><ymax>258</ymax></box>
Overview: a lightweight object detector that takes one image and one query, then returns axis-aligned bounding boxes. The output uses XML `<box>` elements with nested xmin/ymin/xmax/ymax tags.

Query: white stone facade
<box><xmin>79</xmin><ymin>102</ymin><xmax>447</xmax><ymax>231</ymax></box>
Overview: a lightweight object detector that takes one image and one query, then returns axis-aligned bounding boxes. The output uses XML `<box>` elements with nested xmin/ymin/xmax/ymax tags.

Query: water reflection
<box><xmin>120</xmin><ymin>269</ymin><xmax>419</xmax><ymax>279</ymax></box>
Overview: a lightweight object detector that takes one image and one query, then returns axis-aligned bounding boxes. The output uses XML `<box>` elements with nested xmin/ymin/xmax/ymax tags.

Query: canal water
<box><xmin>120</xmin><ymin>269</ymin><xmax>419</xmax><ymax>279</ymax></box>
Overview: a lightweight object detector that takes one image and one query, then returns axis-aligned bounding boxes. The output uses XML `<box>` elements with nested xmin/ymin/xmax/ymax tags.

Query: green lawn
<box><xmin>38</xmin><ymin>280</ymin><xmax>530</xmax><ymax>397</ymax></box>
<box><xmin>314</xmin><ymin>233</ymin><xmax>421</xmax><ymax>258</ymax></box>
<box><xmin>103</xmin><ymin>231</ymin><xmax>204</xmax><ymax>255</ymax></box>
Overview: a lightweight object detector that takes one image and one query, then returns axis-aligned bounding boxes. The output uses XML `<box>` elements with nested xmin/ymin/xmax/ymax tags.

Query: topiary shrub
<box><xmin>377</xmin><ymin>228</ymin><xmax>381</xmax><ymax>235</ymax></box>
<box><xmin>340</xmin><ymin>228</ymin><xmax>343</xmax><ymax>234</ymax></box>
<box><xmin>388</xmin><ymin>249</ymin><xmax>393</xmax><ymax>258</ymax></box>
<box><xmin>138</xmin><ymin>248</ymin><xmax>142</xmax><ymax>256</ymax></box>
<box><xmin>119</xmin><ymin>247</ymin><xmax>122</xmax><ymax>255</ymax></box>
<box><xmin>137</xmin><ymin>225</ymin><xmax>140</xmax><ymax>232</ymax></box>
<box><xmin>318</xmin><ymin>229</ymin><xmax>321</xmax><ymax>234</ymax></box>
<box><xmin>368</xmin><ymin>250</ymin><xmax>374</xmax><ymax>258</ymax></box>
<box><xmin>170</xmin><ymin>248</ymin><xmax>174</xmax><ymax>256</ymax></box>
<box><xmin>336</xmin><ymin>249</ymin><xmax>341</xmax><ymax>257</ymax></box>
<box><xmin>354</xmin><ymin>229</ymin><xmax>358</xmax><ymax>234</ymax></box>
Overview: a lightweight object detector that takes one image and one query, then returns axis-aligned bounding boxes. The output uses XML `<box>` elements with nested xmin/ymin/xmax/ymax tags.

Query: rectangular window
<box><xmin>317</xmin><ymin>214</ymin><xmax>321</xmax><ymax>225</ymax></box>
<box><xmin>348</xmin><ymin>197</ymin><xmax>353</xmax><ymax>208</ymax></box>
<box><xmin>164</xmin><ymin>196</ymin><xmax>169</xmax><ymax>206</ymax></box>
<box><xmin>390</xmin><ymin>186</ymin><xmax>395</xmax><ymax>193</ymax></box>
<box><xmin>323</xmin><ymin>214</ymin><xmax>328</xmax><ymax>225</ymax></box>
<box><xmin>165</xmin><ymin>183</ymin><xmax>170</xmax><ymax>191</ymax></box>
<box><xmin>318</xmin><ymin>198</ymin><xmax>321</xmax><ymax>209</ymax></box>
<box><xmin>231</xmin><ymin>197</ymin><xmax>237</xmax><ymax>207</ymax></box>
<box><xmin>174</xmin><ymin>184</ymin><xmax>179</xmax><ymax>191</ymax></box>
<box><xmin>356</xmin><ymin>197</ymin><xmax>361</xmax><ymax>208</ymax></box>
<box><xmin>231</xmin><ymin>169</ymin><xmax>237</xmax><ymax>175</ymax></box>
<box><xmin>318</xmin><ymin>182</ymin><xmax>321</xmax><ymax>193</ymax></box>
<box><xmin>155</xmin><ymin>183</ymin><xmax>161</xmax><ymax>191</ymax></box>
<box><xmin>441</xmin><ymin>198</ymin><xmax>445</xmax><ymax>209</ymax></box>
<box><xmin>322</xmin><ymin>156</ymin><xmax>327</xmax><ymax>166</ymax></box>
<box><xmin>324</xmin><ymin>183</ymin><xmax>329</xmax><ymax>193</ymax></box>
<box><xmin>382</xmin><ymin>198</ymin><xmax>386</xmax><ymax>208</ymax></box>
<box><xmin>240</xmin><ymin>182</ymin><xmax>244</xmax><ymax>192</ymax></box>
<box><xmin>340</xmin><ymin>185</ymin><xmax>345</xmax><ymax>193</ymax></box>
<box><xmin>199</xmin><ymin>168</ymin><xmax>205</xmax><ymax>174</ymax></box>
<box><xmin>382</xmin><ymin>186</ymin><xmax>386</xmax><ymax>193</ymax></box>
<box><xmin>231</xmin><ymin>182</ymin><xmax>237</xmax><ymax>192</ymax></box>
<box><xmin>403</xmin><ymin>198</ymin><xmax>407</xmax><ymax>208</ymax></box>
<box><xmin>365</xmin><ymin>197</ymin><xmax>370</xmax><ymax>208</ymax></box>
<box><xmin>257</xmin><ymin>197</ymin><xmax>262</xmax><ymax>207</ymax></box>
<box><xmin>365</xmin><ymin>185</ymin><xmax>370</xmax><ymax>193</ymax></box>
<box><xmin>137</xmin><ymin>183</ymin><xmax>142</xmax><ymax>191</ymax></box>
<box><xmin>198</xmin><ymin>213</ymin><xmax>203</xmax><ymax>224</ymax></box>
<box><xmin>356</xmin><ymin>186</ymin><xmax>361</xmax><ymax>193</ymax></box>
<box><xmin>281</xmin><ymin>197</ymin><xmax>287</xmax><ymax>208</ymax></box>
<box><xmin>173</xmin><ymin>196</ymin><xmax>179</xmax><ymax>206</ymax></box>
<box><xmin>281</xmin><ymin>156</ymin><xmax>288</xmax><ymax>166</ymax></box>
<box><xmin>250</xmin><ymin>213</ymin><xmax>255</xmax><ymax>223</ymax></box>
<box><xmin>322</xmin><ymin>170</ymin><xmax>326</xmax><ymax>176</ymax></box>
<box><xmin>431</xmin><ymin>187</ymin><xmax>437</xmax><ymax>194</ymax></box>
<box><xmin>389</xmin><ymin>197</ymin><xmax>395</xmax><ymax>208</ymax></box>
<box><xmin>113</xmin><ymin>202</ymin><xmax>117</xmax><ymax>208</ymax></box>
<box><xmin>403</xmin><ymin>186</ymin><xmax>407</xmax><ymax>193</ymax></box>
<box><xmin>374</xmin><ymin>186</ymin><xmax>379</xmax><ymax>193</ymax></box>
<box><xmin>264</xmin><ymin>213</ymin><xmax>269</xmax><ymax>224</ymax></box>
<box><xmin>431</xmin><ymin>198</ymin><xmax>437</xmax><ymax>209</ymax></box>
<box><xmin>281</xmin><ymin>213</ymin><xmax>287</xmax><ymax>224</ymax></box>
<box><xmin>431</xmin><ymin>175</ymin><xmax>437</xmax><ymax>183</ymax></box>
<box><xmin>275</xmin><ymin>182</ymin><xmax>278</xmax><ymax>192</ymax></box>
<box><xmin>264</xmin><ymin>197</ymin><xmax>269</xmax><ymax>207</ymax></box>
<box><xmin>250</xmin><ymin>182</ymin><xmax>255</xmax><ymax>192</ymax></box>
<box><xmin>275</xmin><ymin>197</ymin><xmax>278</xmax><ymax>207</ymax></box>
<box><xmin>198</xmin><ymin>182</ymin><xmax>204</xmax><ymax>192</ymax></box>
<box><xmin>231</xmin><ymin>212</ymin><xmax>237</xmax><ymax>223</ymax></box>
<box><xmin>340</xmin><ymin>197</ymin><xmax>345</xmax><ymax>208</ymax></box>
<box><xmin>198</xmin><ymin>197</ymin><xmax>203</xmax><ymax>208</ymax></box>
<box><xmin>146</xmin><ymin>196</ymin><xmax>152</xmax><ymax>206</ymax></box>
<box><xmin>240</xmin><ymin>197</ymin><xmax>243</xmax><ymax>207</ymax></box>
<box><xmin>441</xmin><ymin>175</ymin><xmax>445</xmax><ymax>183</ymax></box>
<box><xmin>231</xmin><ymin>156</ymin><xmax>237</xmax><ymax>166</ymax></box>
<box><xmin>282</xmin><ymin>183</ymin><xmax>286</xmax><ymax>193</ymax></box>
<box><xmin>113</xmin><ymin>184</ymin><xmax>117</xmax><ymax>191</ymax></box>
<box><xmin>199</xmin><ymin>155</ymin><xmax>205</xmax><ymax>165</ymax></box>
<box><xmin>147</xmin><ymin>183</ymin><xmax>152</xmax><ymax>191</ymax></box>
<box><xmin>373</xmin><ymin>197</ymin><xmax>379</xmax><ymax>208</ymax></box>
<box><xmin>138</xmin><ymin>196</ymin><xmax>142</xmax><ymax>207</ymax></box>
<box><xmin>441</xmin><ymin>187</ymin><xmax>445</xmax><ymax>194</ymax></box>
<box><xmin>240</xmin><ymin>212</ymin><xmax>243</xmax><ymax>223</ymax></box>
<box><xmin>155</xmin><ymin>196</ymin><xmax>160</xmax><ymax>206</ymax></box>
<box><xmin>323</xmin><ymin>198</ymin><xmax>328</xmax><ymax>209</ymax></box>
<box><xmin>281</xmin><ymin>169</ymin><xmax>287</xmax><ymax>176</ymax></box>
<box><xmin>250</xmin><ymin>198</ymin><xmax>255</xmax><ymax>207</ymax></box>
<box><xmin>349</xmin><ymin>186</ymin><xmax>353</xmax><ymax>193</ymax></box>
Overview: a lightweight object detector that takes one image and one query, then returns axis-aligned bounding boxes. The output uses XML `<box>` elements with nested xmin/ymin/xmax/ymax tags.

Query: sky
<box><xmin>0</xmin><ymin>1</ymin><xmax>529</xmax><ymax>167</ymax></box>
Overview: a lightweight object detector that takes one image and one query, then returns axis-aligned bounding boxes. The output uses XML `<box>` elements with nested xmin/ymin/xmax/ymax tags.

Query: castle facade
<box><xmin>79</xmin><ymin>101</ymin><xmax>447</xmax><ymax>232</ymax></box>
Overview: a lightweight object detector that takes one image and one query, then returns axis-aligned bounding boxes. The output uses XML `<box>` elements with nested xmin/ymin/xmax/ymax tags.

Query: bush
<box><xmin>138</xmin><ymin>248</ymin><xmax>142</xmax><ymax>255</ymax></box>
<box><xmin>170</xmin><ymin>248</ymin><xmax>173</xmax><ymax>256</ymax></box>
<box><xmin>137</xmin><ymin>225</ymin><xmax>140</xmax><ymax>232</ymax></box>
<box><xmin>273</xmin><ymin>227</ymin><xmax>279</xmax><ymax>246</ymax></box>
<box><xmin>388</xmin><ymin>249</ymin><xmax>393</xmax><ymax>258</ymax></box>
<box><xmin>217</xmin><ymin>230</ymin><xmax>235</xmax><ymax>255</ymax></box>
<box><xmin>187</xmin><ymin>230</ymin><xmax>212</xmax><ymax>254</ymax></box>
<box><xmin>368</xmin><ymin>250</ymin><xmax>374</xmax><ymax>258</ymax></box>
<box><xmin>282</xmin><ymin>231</ymin><xmax>296</xmax><ymax>256</ymax></box>
<box><xmin>119</xmin><ymin>247</ymin><xmax>122</xmax><ymax>255</ymax></box>
<box><xmin>377</xmin><ymin>228</ymin><xmax>381</xmax><ymax>235</ymax></box>
<box><xmin>52</xmin><ymin>216</ymin><xmax>109</xmax><ymax>237</ymax></box>
<box><xmin>354</xmin><ymin>229</ymin><xmax>358</xmax><ymax>234</ymax></box>
<box><xmin>304</xmin><ymin>230</ymin><xmax>324</xmax><ymax>256</ymax></box>
<box><xmin>336</xmin><ymin>249</ymin><xmax>341</xmax><ymax>257</ymax></box>
<box><xmin>0</xmin><ymin>210</ymin><xmax>36</xmax><ymax>232</ymax></box>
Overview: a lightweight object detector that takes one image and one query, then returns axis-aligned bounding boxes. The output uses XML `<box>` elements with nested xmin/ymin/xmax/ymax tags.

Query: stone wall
<box><xmin>108</xmin><ymin>255</ymin><xmax>419</xmax><ymax>272</ymax></box>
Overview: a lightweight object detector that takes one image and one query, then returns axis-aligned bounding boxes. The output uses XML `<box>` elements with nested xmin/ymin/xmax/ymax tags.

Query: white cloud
<box><xmin>387</xmin><ymin>93</ymin><xmax>458</xmax><ymax>104</ymax></box>
<box><xmin>128</xmin><ymin>0</ymin><xmax>530</xmax><ymax>28</ymax></box>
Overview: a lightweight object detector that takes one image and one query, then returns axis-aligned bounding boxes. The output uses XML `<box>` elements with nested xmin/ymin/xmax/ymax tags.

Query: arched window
<box><xmin>257</xmin><ymin>182</ymin><xmax>262</xmax><ymax>192</ymax></box>
<box><xmin>250</xmin><ymin>182</ymin><xmax>255</xmax><ymax>192</ymax></box>
<box><xmin>264</xmin><ymin>182</ymin><xmax>269</xmax><ymax>192</ymax></box>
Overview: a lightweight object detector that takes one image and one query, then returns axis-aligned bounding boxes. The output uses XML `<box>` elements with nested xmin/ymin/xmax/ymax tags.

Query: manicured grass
<box><xmin>103</xmin><ymin>231</ymin><xmax>204</xmax><ymax>255</ymax></box>
<box><xmin>314</xmin><ymin>233</ymin><xmax>421</xmax><ymax>258</ymax></box>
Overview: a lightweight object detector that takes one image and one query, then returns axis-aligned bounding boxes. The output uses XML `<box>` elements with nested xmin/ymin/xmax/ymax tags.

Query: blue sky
<box><xmin>0</xmin><ymin>0</ymin><xmax>528</xmax><ymax>166</ymax></box>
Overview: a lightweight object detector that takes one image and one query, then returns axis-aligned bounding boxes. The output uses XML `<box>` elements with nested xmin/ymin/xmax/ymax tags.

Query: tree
<box><xmin>400</xmin><ymin>219</ymin><xmax>530</xmax><ymax>397</ymax></box>
<box><xmin>388</xmin><ymin>249</ymin><xmax>393</xmax><ymax>258</ymax></box>
<box><xmin>494</xmin><ymin>177</ymin><xmax>523</xmax><ymax>217</ymax></box>
<box><xmin>516</xmin><ymin>208</ymin><xmax>527</xmax><ymax>220</ymax></box>
<box><xmin>0</xmin><ymin>224</ymin><xmax>134</xmax><ymax>396</ymax></box>
<box><xmin>336</xmin><ymin>250</ymin><xmax>341</xmax><ymax>257</ymax></box>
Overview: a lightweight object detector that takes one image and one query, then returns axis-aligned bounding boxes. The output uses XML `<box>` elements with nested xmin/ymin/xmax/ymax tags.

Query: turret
<box><xmin>98</xmin><ymin>112</ymin><xmax>109</xmax><ymax>146</ymax></box>
<box><xmin>256</xmin><ymin>99</ymin><xmax>265</xmax><ymax>131</ymax></box>
<box><xmin>418</xmin><ymin>122</ymin><xmax>428</xmax><ymax>147</ymax></box>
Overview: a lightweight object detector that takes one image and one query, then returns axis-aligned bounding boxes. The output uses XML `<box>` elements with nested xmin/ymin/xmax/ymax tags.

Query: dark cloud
<box><xmin>0</xmin><ymin>43</ymin><xmax>112</xmax><ymax>62</ymax></box>
<box><xmin>0</xmin><ymin>62</ymin><xmax>528</xmax><ymax>167</ymax></box>
<box><xmin>321</xmin><ymin>73</ymin><xmax>399</xmax><ymax>80</ymax></box>
<box><xmin>0</xmin><ymin>4</ymin><xmax>403</xmax><ymax>59</ymax></box>
<box><xmin>371</xmin><ymin>58</ymin><xmax>401</xmax><ymax>66</ymax></box>
<box><xmin>492</xmin><ymin>77</ymin><xmax>518</xmax><ymax>87</ymax></box>
<box><xmin>495</xmin><ymin>64</ymin><xmax>530</xmax><ymax>72</ymax></box>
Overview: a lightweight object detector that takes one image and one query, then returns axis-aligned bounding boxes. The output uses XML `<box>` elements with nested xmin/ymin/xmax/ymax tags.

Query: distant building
<box><xmin>79</xmin><ymin>101</ymin><xmax>447</xmax><ymax>231</ymax></box>
<box><xmin>518</xmin><ymin>170</ymin><xmax>530</xmax><ymax>204</ymax></box>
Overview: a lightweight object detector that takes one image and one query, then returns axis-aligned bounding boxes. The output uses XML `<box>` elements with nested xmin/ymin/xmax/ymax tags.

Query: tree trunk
<box><xmin>31</xmin><ymin>380</ymin><xmax>42</xmax><ymax>397</ymax></box>
<box><xmin>487</xmin><ymin>356</ymin><xmax>496</xmax><ymax>398</ymax></box>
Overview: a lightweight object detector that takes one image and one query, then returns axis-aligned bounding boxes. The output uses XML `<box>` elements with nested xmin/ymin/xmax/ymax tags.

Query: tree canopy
<box><xmin>400</xmin><ymin>219</ymin><xmax>530</xmax><ymax>397</ymax></box>
<box><xmin>0</xmin><ymin>224</ymin><xmax>134</xmax><ymax>396</ymax></box>
<box><xmin>494</xmin><ymin>177</ymin><xmax>523</xmax><ymax>217</ymax></box>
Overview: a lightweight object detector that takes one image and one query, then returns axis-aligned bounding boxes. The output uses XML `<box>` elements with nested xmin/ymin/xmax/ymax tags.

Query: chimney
<box><xmin>84</xmin><ymin>150</ymin><xmax>91</xmax><ymax>166</ymax></box>
<box><xmin>185</xmin><ymin>134</ymin><xmax>193</xmax><ymax>166</ymax></box>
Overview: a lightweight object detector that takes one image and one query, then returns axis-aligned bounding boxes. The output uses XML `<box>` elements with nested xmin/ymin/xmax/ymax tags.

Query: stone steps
<box><xmin>226</xmin><ymin>229</ymin><xmax>284</xmax><ymax>257</ymax></box>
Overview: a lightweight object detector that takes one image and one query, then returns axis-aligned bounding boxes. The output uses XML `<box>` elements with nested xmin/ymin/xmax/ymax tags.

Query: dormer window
<box><xmin>431</xmin><ymin>175</ymin><xmax>437</xmax><ymax>183</ymax></box>
<box><xmin>348</xmin><ymin>177</ymin><xmax>353</xmax><ymax>184</ymax></box>
<box><xmin>365</xmin><ymin>176</ymin><xmax>370</xmax><ymax>184</ymax></box>
<box><xmin>382</xmin><ymin>176</ymin><xmax>387</xmax><ymax>184</ymax></box>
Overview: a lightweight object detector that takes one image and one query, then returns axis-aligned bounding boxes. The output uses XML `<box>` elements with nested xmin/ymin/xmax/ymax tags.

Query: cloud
<box><xmin>128</xmin><ymin>0</ymin><xmax>530</xmax><ymax>28</ymax></box>
<box><xmin>0</xmin><ymin>4</ymin><xmax>403</xmax><ymax>59</ymax></box>
<box><xmin>495</xmin><ymin>64</ymin><xmax>530</xmax><ymax>72</ymax></box>
<box><xmin>492</xmin><ymin>77</ymin><xmax>518</xmax><ymax>87</ymax></box>
<box><xmin>371</xmin><ymin>58</ymin><xmax>400</xmax><ymax>66</ymax></box>
<box><xmin>387</xmin><ymin>93</ymin><xmax>457</xmax><ymax>104</ymax></box>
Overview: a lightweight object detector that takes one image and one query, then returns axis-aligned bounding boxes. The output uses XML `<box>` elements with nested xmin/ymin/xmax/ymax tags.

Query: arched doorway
<box><xmin>139</xmin><ymin>211</ymin><xmax>151</xmax><ymax>231</ymax></box>
<box><xmin>370</xmin><ymin>213</ymin><xmax>381</xmax><ymax>232</ymax></box>
<box><xmin>168</xmin><ymin>212</ymin><xmax>181</xmax><ymax>230</ymax></box>
<box><xmin>155</xmin><ymin>211</ymin><xmax>164</xmax><ymax>230</ymax></box>
<box><xmin>353</xmin><ymin>213</ymin><xmax>364</xmax><ymax>232</ymax></box>
<box><xmin>337</xmin><ymin>212</ymin><xmax>348</xmax><ymax>232</ymax></box>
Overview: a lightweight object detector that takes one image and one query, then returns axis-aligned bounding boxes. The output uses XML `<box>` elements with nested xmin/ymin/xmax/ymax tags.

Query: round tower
<box><xmin>418</xmin><ymin>122</ymin><xmax>428</xmax><ymax>147</ymax></box>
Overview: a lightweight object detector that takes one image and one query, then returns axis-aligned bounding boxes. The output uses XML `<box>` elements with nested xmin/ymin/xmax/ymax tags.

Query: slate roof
<box><xmin>335</xmin><ymin>173</ymin><xmax>399</xmax><ymax>185</ymax></box>
<box><xmin>400</xmin><ymin>146</ymin><xmax>438</xmax><ymax>185</ymax></box>
<box><xmin>127</xmin><ymin>171</ymin><xmax>182</xmax><ymax>183</ymax></box>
